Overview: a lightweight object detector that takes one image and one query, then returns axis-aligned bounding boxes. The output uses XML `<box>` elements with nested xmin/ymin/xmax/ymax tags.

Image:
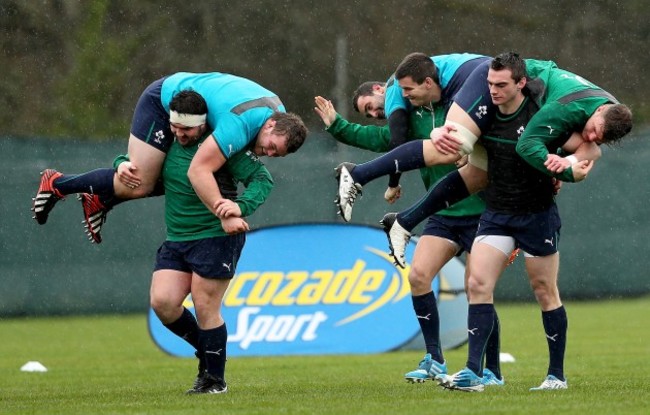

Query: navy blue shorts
<box><xmin>130</xmin><ymin>77</ymin><xmax>175</xmax><ymax>153</ymax></box>
<box><xmin>476</xmin><ymin>205</ymin><xmax>561</xmax><ymax>257</ymax></box>
<box><xmin>452</xmin><ymin>60</ymin><xmax>495</xmax><ymax>134</ymax></box>
<box><xmin>154</xmin><ymin>234</ymin><xmax>246</xmax><ymax>279</ymax></box>
<box><xmin>422</xmin><ymin>214</ymin><xmax>481</xmax><ymax>254</ymax></box>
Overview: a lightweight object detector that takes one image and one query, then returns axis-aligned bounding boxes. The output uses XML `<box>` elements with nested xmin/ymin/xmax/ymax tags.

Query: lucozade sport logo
<box><xmin>148</xmin><ymin>223</ymin><xmax>430</xmax><ymax>356</ymax></box>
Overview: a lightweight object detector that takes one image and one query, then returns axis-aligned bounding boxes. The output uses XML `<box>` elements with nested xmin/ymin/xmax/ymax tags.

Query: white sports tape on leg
<box><xmin>446</xmin><ymin>120</ymin><xmax>479</xmax><ymax>156</ymax></box>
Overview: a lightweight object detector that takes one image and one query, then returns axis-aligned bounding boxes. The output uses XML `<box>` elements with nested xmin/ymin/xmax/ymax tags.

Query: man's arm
<box><xmin>387</xmin><ymin>109</ymin><xmax>410</xmax><ymax>149</ymax></box>
<box><xmin>315</xmin><ymin>96</ymin><xmax>391</xmax><ymax>152</ymax></box>
<box><xmin>228</xmin><ymin>151</ymin><xmax>274</xmax><ymax>217</ymax></box>
<box><xmin>516</xmin><ymin>104</ymin><xmax>577</xmax><ymax>182</ymax></box>
<box><xmin>187</xmin><ymin>135</ymin><xmax>227</xmax><ymax>214</ymax></box>
<box><xmin>315</xmin><ymin>95</ymin><xmax>402</xmax><ymax>199</ymax></box>
<box><xmin>383</xmin><ymin>76</ymin><xmax>411</xmax><ymax>149</ymax></box>
<box><xmin>545</xmin><ymin>132</ymin><xmax>602</xmax><ymax>173</ymax></box>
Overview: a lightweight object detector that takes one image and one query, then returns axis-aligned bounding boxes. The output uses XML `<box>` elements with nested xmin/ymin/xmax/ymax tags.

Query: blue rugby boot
<box><xmin>404</xmin><ymin>354</ymin><xmax>447</xmax><ymax>383</ymax></box>
<box><xmin>443</xmin><ymin>367</ymin><xmax>484</xmax><ymax>392</ymax></box>
<box><xmin>481</xmin><ymin>368</ymin><xmax>505</xmax><ymax>386</ymax></box>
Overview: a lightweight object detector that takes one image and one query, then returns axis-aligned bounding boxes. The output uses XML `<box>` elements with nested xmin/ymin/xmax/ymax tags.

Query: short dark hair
<box><xmin>169</xmin><ymin>90</ymin><xmax>207</xmax><ymax>115</ymax></box>
<box><xmin>352</xmin><ymin>81</ymin><xmax>385</xmax><ymax>113</ymax></box>
<box><xmin>395</xmin><ymin>53</ymin><xmax>438</xmax><ymax>85</ymax></box>
<box><xmin>270</xmin><ymin>112</ymin><xmax>308</xmax><ymax>154</ymax></box>
<box><xmin>602</xmin><ymin>104</ymin><xmax>633</xmax><ymax>145</ymax></box>
<box><xmin>490</xmin><ymin>52</ymin><xmax>527</xmax><ymax>82</ymax></box>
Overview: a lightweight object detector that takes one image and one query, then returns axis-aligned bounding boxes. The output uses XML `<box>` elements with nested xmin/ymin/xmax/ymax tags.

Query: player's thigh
<box><xmin>459</xmin><ymin>162</ymin><xmax>489</xmax><ymax>192</ymax></box>
<box><xmin>187</xmin><ymin>234</ymin><xmax>244</xmax><ymax>321</ymax></box>
<box><xmin>191</xmin><ymin>275</ymin><xmax>231</xmax><ymax>328</ymax></box>
<box><xmin>126</xmin><ymin>134</ymin><xmax>167</xmax><ymax>185</ymax></box>
<box><xmin>449</xmin><ymin>60</ymin><xmax>494</xmax><ymax>138</ymax></box>
<box><xmin>191</xmin><ymin>275</ymin><xmax>231</xmax><ymax>306</ymax></box>
<box><xmin>468</xmin><ymin>236</ymin><xmax>511</xmax><ymax>296</ymax></box>
<box><xmin>446</xmin><ymin>103</ymin><xmax>482</xmax><ymax>138</ymax></box>
<box><xmin>422</xmin><ymin>139</ymin><xmax>461</xmax><ymax>165</ymax></box>
<box><xmin>524</xmin><ymin>253</ymin><xmax>561</xmax><ymax>309</ymax></box>
<box><xmin>525</xmin><ymin>253</ymin><xmax>559</xmax><ymax>283</ymax></box>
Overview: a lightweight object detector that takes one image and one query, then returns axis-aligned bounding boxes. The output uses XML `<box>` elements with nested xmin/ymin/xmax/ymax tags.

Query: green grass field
<box><xmin>1</xmin><ymin>297</ymin><xmax>648</xmax><ymax>415</ymax></box>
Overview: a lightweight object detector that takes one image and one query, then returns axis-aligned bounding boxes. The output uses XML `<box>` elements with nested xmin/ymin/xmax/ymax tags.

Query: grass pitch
<box><xmin>1</xmin><ymin>297</ymin><xmax>648</xmax><ymax>414</ymax></box>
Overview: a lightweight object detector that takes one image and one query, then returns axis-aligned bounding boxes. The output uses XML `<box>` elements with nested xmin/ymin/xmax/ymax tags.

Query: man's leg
<box><xmin>32</xmin><ymin>134</ymin><xmax>166</xmax><ymax>243</ymax></box>
<box><xmin>192</xmin><ymin>275</ymin><xmax>231</xmax><ymax>394</ymax></box>
<box><xmin>526</xmin><ymin>254</ymin><xmax>568</xmax><ymax>391</ymax></box>
<box><xmin>463</xmin><ymin>246</ymin><xmax>504</xmax><ymax>387</ymax></box>
<box><xmin>117</xmin><ymin>135</ymin><xmax>167</xmax><ymax>199</ymax></box>
<box><xmin>445</xmin><ymin>102</ymin><xmax>482</xmax><ymax>139</ymax></box>
<box><xmin>150</xmin><ymin>268</ymin><xmax>207</xmax><ymax>391</ymax></box>
<box><xmin>482</xmin><ymin>311</ymin><xmax>504</xmax><ymax>385</ymax></box>
<box><xmin>404</xmin><ymin>235</ymin><xmax>457</xmax><ymax>383</ymax></box>
<box><xmin>150</xmin><ymin>269</ymin><xmax>196</xmax><ymax>344</ymax></box>
<box><xmin>380</xmin><ymin>163</ymin><xmax>488</xmax><ymax>268</ymax></box>
<box><xmin>336</xmin><ymin>140</ymin><xmax>460</xmax><ymax>222</ymax></box>
<box><xmin>465</xmin><ymin>241</ymin><xmax>507</xmax><ymax>372</ymax></box>
<box><xmin>398</xmin><ymin>162</ymin><xmax>487</xmax><ymax>231</ymax></box>
<box><xmin>345</xmin><ymin>140</ymin><xmax>459</xmax><ymax>187</ymax></box>
<box><xmin>85</xmin><ymin>135</ymin><xmax>166</xmax><ymax>243</ymax></box>
<box><xmin>444</xmin><ymin>237</ymin><xmax>509</xmax><ymax>392</ymax></box>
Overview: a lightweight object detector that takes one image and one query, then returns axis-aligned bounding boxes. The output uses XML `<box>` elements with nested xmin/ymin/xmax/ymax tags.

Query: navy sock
<box><xmin>484</xmin><ymin>311</ymin><xmax>501</xmax><ymax>379</ymax></box>
<box><xmin>412</xmin><ymin>291</ymin><xmax>442</xmax><ymax>362</ymax></box>
<box><xmin>350</xmin><ymin>141</ymin><xmax>425</xmax><ymax>186</ymax></box>
<box><xmin>199</xmin><ymin>324</ymin><xmax>228</xmax><ymax>380</ymax></box>
<box><xmin>542</xmin><ymin>306</ymin><xmax>567</xmax><ymax>381</ymax></box>
<box><xmin>53</xmin><ymin>168</ymin><xmax>118</xmax><ymax>207</ymax></box>
<box><xmin>398</xmin><ymin>170</ymin><xmax>470</xmax><ymax>231</ymax></box>
<box><xmin>466</xmin><ymin>303</ymin><xmax>495</xmax><ymax>376</ymax></box>
<box><xmin>163</xmin><ymin>307</ymin><xmax>199</xmax><ymax>350</ymax></box>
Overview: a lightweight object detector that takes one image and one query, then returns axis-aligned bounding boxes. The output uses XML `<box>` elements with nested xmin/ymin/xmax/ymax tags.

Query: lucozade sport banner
<box><xmin>148</xmin><ymin>223</ymin><xmax>466</xmax><ymax>356</ymax></box>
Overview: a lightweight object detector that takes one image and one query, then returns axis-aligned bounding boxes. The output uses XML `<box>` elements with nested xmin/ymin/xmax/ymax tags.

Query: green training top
<box><xmin>519</xmin><ymin>59</ymin><xmax>620</xmax><ymax>182</ymax></box>
<box><xmin>163</xmin><ymin>136</ymin><xmax>273</xmax><ymax>241</ymax></box>
<box><xmin>326</xmin><ymin>108</ymin><xmax>485</xmax><ymax>217</ymax></box>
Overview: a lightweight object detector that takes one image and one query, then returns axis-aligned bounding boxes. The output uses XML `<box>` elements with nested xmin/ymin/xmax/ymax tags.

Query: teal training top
<box><xmin>384</xmin><ymin>53</ymin><xmax>487</xmax><ymax>118</ymax></box>
<box><xmin>161</xmin><ymin>72</ymin><xmax>285</xmax><ymax>160</ymax></box>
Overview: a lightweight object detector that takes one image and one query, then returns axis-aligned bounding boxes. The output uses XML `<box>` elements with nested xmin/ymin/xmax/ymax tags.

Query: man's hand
<box><xmin>116</xmin><ymin>161</ymin><xmax>141</xmax><ymax>189</ymax></box>
<box><xmin>431</xmin><ymin>125</ymin><xmax>462</xmax><ymax>155</ymax></box>
<box><xmin>552</xmin><ymin>178</ymin><xmax>563</xmax><ymax>195</ymax></box>
<box><xmin>456</xmin><ymin>155</ymin><xmax>469</xmax><ymax>168</ymax></box>
<box><xmin>544</xmin><ymin>154</ymin><xmax>571</xmax><ymax>173</ymax></box>
<box><xmin>213</xmin><ymin>199</ymin><xmax>242</xmax><ymax>218</ymax></box>
<box><xmin>572</xmin><ymin>160</ymin><xmax>594</xmax><ymax>182</ymax></box>
<box><xmin>221</xmin><ymin>216</ymin><xmax>249</xmax><ymax>234</ymax></box>
<box><xmin>384</xmin><ymin>185</ymin><xmax>402</xmax><ymax>204</ymax></box>
<box><xmin>314</xmin><ymin>96</ymin><xmax>337</xmax><ymax>127</ymax></box>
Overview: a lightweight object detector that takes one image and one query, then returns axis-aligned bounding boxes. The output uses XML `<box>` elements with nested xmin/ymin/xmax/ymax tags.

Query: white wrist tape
<box><xmin>565</xmin><ymin>155</ymin><xmax>578</xmax><ymax>164</ymax></box>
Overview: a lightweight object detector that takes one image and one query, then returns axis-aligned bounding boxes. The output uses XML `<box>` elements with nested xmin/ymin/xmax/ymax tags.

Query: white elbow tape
<box><xmin>446</xmin><ymin>121</ymin><xmax>479</xmax><ymax>156</ymax></box>
<box><xmin>565</xmin><ymin>155</ymin><xmax>578</xmax><ymax>164</ymax></box>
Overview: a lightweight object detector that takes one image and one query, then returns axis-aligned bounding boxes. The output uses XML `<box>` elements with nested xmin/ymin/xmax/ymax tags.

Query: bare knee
<box><xmin>530</xmin><ymin>279</ymin><xmax>560</xmax><ymax>309</ymax></box>
<box><xmin>467</xmin><ymin>274</ymin><xmax>493</xmax><ymax>302</ymax></box>
<box><xmin>150</xmin><ymin>294</ymin><xmax>181</xmax><ymax>324</ymax></box>
<box><xmin>408</xmin><ymin>265</ymin><xmax>433</xmax><ymax>295</ymax></box>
